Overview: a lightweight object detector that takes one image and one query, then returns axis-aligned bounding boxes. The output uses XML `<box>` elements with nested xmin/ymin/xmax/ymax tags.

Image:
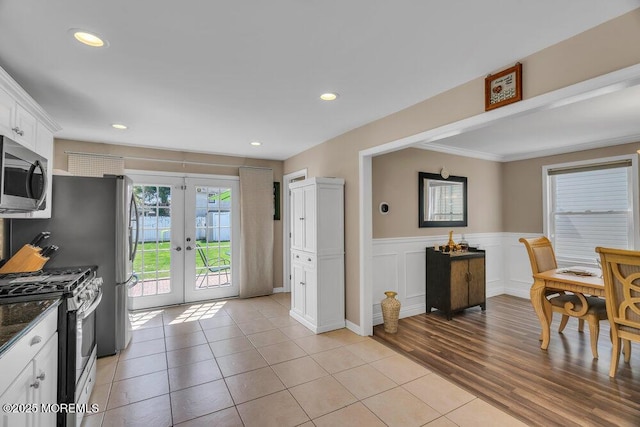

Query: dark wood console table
<box><xmin>426</xmin><ymin>247</ymin><xmax>486</xmax><ymax>320</ymax></box>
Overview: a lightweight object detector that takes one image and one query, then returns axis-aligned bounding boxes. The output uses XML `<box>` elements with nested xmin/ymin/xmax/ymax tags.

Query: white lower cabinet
<box><xmin>290</xmin><ymin>250</ymin><xmax>345</xmax><ymax>333</ymax></box>
<box><xmin>0</xmin><ymin>360</ymin><xmax>33</xmax><ymax>427</ymax></box>
<box><xmin>34</xmin><ymin>333</ymin><xmax>58</xmax><ymax>427</ymax></box>
<box><xmin>0</xmin><ymin>332</ymin><xmax>58</xmax><ymax>427</ymax></box>
<box><xmin>291</xmin><ymin>258</ymin><xmax>317</xmax><ymax>326</ymax></box>
<box><xmin>0</xmin><ymin>305</ymin><xmax>58</xmax><ymax>427</ymax></box>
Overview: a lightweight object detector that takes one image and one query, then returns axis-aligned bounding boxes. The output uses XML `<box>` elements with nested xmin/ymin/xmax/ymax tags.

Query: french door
<box><xmin>129</xmin><ymin>174</ymin><xmax>240</xmax><ymax>310</ymax></box>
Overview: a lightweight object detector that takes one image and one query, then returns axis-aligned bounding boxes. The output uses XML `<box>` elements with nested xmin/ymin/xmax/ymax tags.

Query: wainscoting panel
<box><xmin>372</xmin><ymin>253</ymin><xmax>399</xmax><ymax>319</ymax></box>
<box><xmin>372</xmin><ymin>232</ymin><xmax>540</xmax><ymax>325</ymax></box>
<box><xmin>405</xmin><ymin>251</ymin><xmax>426</xmax><ymax>299</ymax></box>
<box><xmin>504</xmin><ymin>233</ymin><xmax>540</xmax><ymax>299</ymax></box>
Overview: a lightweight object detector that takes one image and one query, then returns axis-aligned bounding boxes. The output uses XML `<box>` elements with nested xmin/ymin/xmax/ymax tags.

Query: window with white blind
<box><xmin>543</xmin><ymin>155</ymin><xmax>639</xmax><ymax>267</ymax></box>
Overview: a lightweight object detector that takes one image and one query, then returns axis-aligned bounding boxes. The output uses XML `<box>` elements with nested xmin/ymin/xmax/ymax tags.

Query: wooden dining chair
<box><xmin>520</xmin><ymin>236</ymin><xmax>607</xmax><ymax>358</ymax></box>
<box><xmin>596</xmin><ymin>246</ymin><xmax>640</xmax><ymax>377</ymax></box>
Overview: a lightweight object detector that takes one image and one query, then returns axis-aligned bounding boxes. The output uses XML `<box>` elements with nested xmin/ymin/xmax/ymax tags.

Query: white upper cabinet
<box><xmin>0</xmin><ymin>66</ymin><xmax>61</xmax><ymax>218</ymax></box>
<box><xmin>13</xmin><ymin>103</ymin><xmax>38</xmax><ymax>151</ymax></box>
<box><xmin>0</xmin><ymin>87</ymin><xmax>16</xmax><ymax>137</ymax></box>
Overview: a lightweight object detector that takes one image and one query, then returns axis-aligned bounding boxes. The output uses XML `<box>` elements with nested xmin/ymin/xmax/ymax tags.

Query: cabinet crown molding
<box><xmin>0</xmin><ymin>66</ymin><xmax>61</xmax><ymax>133</ymax></box>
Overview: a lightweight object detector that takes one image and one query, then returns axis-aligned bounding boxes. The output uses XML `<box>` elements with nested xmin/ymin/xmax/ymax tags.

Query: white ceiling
<box><xmin>420</xmin><ymin>82</ymin><xmax>640</xmax><ymax>162</ymax></box>
<box><xmin>0</xmin><ymin>1</ymin><xmax>638</xmax><ymax>161</ymax></box>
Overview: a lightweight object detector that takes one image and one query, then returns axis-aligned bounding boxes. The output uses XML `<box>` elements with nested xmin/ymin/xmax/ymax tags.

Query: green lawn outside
<box><xmin>133</xmin><ymin>240</ymin><xmax>231</xmax><ymax>280</ymax></box>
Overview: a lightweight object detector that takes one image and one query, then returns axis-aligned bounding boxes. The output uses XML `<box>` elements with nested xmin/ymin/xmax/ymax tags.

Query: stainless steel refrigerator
<box><xmin>8</xmin><ymin>175</ymin><xmax>139</xmax><ymax>357</ymax></box>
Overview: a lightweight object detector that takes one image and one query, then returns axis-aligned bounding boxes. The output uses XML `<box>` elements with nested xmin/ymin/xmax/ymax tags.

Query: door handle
<box><xmin>186</xmin><ymin>246</ymin><xmax>193</xmax><ymax>251</ymax></box>
<box><xmin>175</xmin><ymin>246</ymin><xmax>182</xmax><ymax>252</ymax></box>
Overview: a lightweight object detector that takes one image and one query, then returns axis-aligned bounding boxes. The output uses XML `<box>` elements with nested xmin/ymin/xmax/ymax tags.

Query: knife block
<box><xmin>0</xmin><ymin>245</ymin><xmax>49</xmax><ymax>273</ymax></box>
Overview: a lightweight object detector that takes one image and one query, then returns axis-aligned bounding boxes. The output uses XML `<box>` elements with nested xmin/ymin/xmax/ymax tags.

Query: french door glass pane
<box><xmin>194</xmin><ymin>186</ymin><xmax>232</xmax><ymax>289</ymax></box>
<box><xmin>130</xmin><ymin>185</ymin><xmax>173</xmax><ymax>297</ymax></box>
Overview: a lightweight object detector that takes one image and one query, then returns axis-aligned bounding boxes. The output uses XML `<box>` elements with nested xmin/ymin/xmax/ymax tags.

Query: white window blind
<box><xmin>68</xmin><ymin>153</ymin><xmax>124</xmax><ymax>177</ymax></box>
<box><xmin>547</xmin><ymin>159</ymin><xmax>634</xmax><ymax>266</ymax></box>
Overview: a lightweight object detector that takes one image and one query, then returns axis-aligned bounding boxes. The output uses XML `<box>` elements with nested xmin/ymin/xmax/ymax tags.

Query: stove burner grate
<box><xmin>0</xmin><ymin>266</ymin><xmax>95</xmax><ymax>299</ymax></box>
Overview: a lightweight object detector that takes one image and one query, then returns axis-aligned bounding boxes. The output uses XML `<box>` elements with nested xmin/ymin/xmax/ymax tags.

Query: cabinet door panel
<box><xmin>13</xmin><ymin>104</ymin><xmax>37</xmax><ymax>150</ymax></box>
<box><xmin>0</xmin><ymin>361</ymin><xmax>34</xmax><ymax>427</ymax></box>
<box><xmin>291</xmin><ymin>188</ymin><xmax>305</xmax><ymax>250</ymax></box>
<box><xmin>468</xmin><ymin>257</ymin><xmax>485</xmax><ymax>306</ymax></box>
<box><xmin>450</xmin><ymin>260</ymin><xmax>468</xmax><ymax>311</ymax></box>
<box><xmin>0</xmin><ymin>87</ymin><xmax>14</xmax><ymax>137</ymax></box>
<box><xmin>34</xmin><ymin>333</ymin><xmax>57</xmax><ymax>427</ymax></box>
<box><xmin>302</xmin><ymin>185</ymin><xmax>316</xmax><ymax>252</ymax></box>
<box><xmin>303</xmin><ymin>266</ymin><xmax>317</xmax><ymax>323</ymax></box>
<box><xmin>291</xmin><ymin>262</ymin><xmax>306</xmax><ymax>316</ymax></box>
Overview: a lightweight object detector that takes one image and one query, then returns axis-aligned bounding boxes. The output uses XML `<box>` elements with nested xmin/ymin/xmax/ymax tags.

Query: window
<box><xmin>543</xmin><ymin>155</ymin><xmax>639</xmax><ymax>267</ymax></box>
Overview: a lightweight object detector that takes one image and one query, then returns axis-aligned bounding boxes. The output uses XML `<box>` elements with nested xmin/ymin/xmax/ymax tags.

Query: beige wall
<box><xmin>504</xmin><ymin>141</ymin><xmax>640</xmax><ymax>233</ymax></box>
<box><xmin>284</xmin><ymin>9</ymin><xmax>640</xmax><ymax>326</ymax></box>
<box><xmin>372</xmin><ymin>148</ymin><xmax>502</xmax><ymax>238</ymax></box>
<box><xmin>54</xmin><ymin>138</ymin><xmax>285</xmax><ymax>288</ymax></box>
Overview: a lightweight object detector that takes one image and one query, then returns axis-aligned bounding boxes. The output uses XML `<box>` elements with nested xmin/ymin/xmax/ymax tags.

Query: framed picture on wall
<box><xmin>273</xmin><ymin>182</ymin><xmax>281</xmax><ymax>220</ymax></box>
<box><xmin>485</xmin><ymin>63</ymin><xmax>522</xmax><ymax>111</ymax></box>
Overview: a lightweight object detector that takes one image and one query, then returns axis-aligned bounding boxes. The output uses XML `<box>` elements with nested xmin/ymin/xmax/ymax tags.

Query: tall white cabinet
<box><xmin>289</xmin><ymin>177</ymin><xmax>345</xmax><ymax>333</ymax></box>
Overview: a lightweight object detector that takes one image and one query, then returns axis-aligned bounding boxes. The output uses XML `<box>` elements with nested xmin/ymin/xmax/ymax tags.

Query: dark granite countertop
<box><xmin>0</xmin><ymin>298</ymin><xmax>61</xmax><ymax>357</ymax></box>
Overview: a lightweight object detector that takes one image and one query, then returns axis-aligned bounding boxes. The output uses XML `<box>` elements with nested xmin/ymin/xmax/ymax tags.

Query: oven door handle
<box><xmin>78</xmin><ymin>289</ymin><xmax>103</xmax><ymax>320</ymax></box>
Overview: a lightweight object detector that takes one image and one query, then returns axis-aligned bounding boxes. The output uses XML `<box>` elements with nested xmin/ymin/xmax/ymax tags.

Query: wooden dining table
<box><xmin>531</xmin><ymin>267</ymin><xmax>605</xmax><ymax>351</ymax></box>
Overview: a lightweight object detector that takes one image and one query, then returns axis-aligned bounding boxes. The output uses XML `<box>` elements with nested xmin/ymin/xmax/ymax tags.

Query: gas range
<box><xmin>0</xmin><ymin>265</ymin><xmax>103</xmax><ymax>426</ymax></box>
<box><xmin>0</xmin><ymin>266</ymin><xmax>98</xmax><ymax>308</ymax></box>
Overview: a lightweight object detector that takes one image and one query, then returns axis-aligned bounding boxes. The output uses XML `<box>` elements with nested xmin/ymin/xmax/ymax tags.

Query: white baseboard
<box><xmin>373</xmin><ymin>302</ymin><xmax>426</xmax><ymax>326</ymax></box>
<box><xmin>346</xmin><ymin>319</ymin><xmax>365</xmax><ymax>336</ymax></box>
<box><xmin>272</xmin><ymin>286</ymin><xmax>285</xmax><ymax>294</ymax></box>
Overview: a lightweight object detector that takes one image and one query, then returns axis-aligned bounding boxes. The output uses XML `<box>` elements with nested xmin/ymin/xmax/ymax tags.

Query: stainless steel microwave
<box><xmin>0</xmin><ymin>135</ymin><xmax>47</xmax><ymax>212</ymax></box>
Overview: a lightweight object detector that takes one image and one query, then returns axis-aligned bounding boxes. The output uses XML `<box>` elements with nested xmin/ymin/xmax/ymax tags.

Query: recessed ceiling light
<box><xmin>70</xmin><ymin>29</ymin><xmax>108</xmax><ymax>47</ymax></box>
<box><xmin>250</xmin><ymin>141</ymin><xmax>262</xmax><ymax>146</ymax></box>
<box><xmin>112</xmin><ymin>123</ymin><xmax>127</xmax><ymax>130</ymax></box>
<box><xmin>320</xmin><ymin>93</ymin><xmax>338</xmax><ymax>101</ymax></box>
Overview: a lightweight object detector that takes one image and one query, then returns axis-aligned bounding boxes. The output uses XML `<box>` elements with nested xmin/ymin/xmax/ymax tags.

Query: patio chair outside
<box><xmin>196</xmin><ymin>243</ymin><xmax>230</xmax><ymax>287</ymax></box>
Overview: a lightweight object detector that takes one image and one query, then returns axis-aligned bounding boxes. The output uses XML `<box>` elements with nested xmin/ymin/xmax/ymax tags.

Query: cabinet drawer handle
<box><xmin>12</xmin><ymin>127</ymin><xmax>24</xmax><ymax>136</ymax></box>
<box><xmin>30</xmin><ymin>336</ymin><xmax>42</xmax><ymax>346</ymax></box>
<box><xmin>307</xmin><ymin>258</ymin><xmax>312</xmax><ymax>262</ymax></box>
<box><xmin>299</xmin><ymin>217</ymin><xmax>305</xmax><ymax>220</ymax></box>
<box><xmin>300</xmin><ymin>281</ymin><xmax>305</xmax><ymax>286</ymax></box>
<box><xmin>30</xmin><ymin>381</ymin><xmax>40</xmax><ymax>389</ymax></box>
<box><xmin>36</xmin><ymin>372</ymin><xmax>46</xmax><ymax>381</ymax></box>
<box><xmin>295</xmin><ymin>255</ymin><xmax>299</xmax><ymax>258</ymax></box>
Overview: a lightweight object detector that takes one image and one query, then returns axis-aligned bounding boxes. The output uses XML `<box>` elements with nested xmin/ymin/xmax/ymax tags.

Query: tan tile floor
<box><xmin>81</xmin><ymin>293</ymin><xmax>528</xmax><ymax>427</ymax></box>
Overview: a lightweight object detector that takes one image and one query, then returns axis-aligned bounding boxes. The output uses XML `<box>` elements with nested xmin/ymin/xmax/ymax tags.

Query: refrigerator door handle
<box><xmin>129</xmin><ymin>193</ymin><xmax>140</xmax><ymax>262</ymax></box>
<box><xmin>127</xmin><ymin>274</ymin><xmax>139</xmax><ymax>289</ymax></box>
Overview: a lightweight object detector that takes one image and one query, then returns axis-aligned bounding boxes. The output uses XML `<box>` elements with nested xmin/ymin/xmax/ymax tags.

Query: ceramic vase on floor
<box><xmin>381</xmin><ymin>291</ymin><xmax>401</xmax><ymax>333</ymax></box>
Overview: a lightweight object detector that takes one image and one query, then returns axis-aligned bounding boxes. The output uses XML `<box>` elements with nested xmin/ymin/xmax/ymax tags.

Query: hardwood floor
<box><xmin>373</xmin><ymin>295</ymin><xmax>640</xmax><ymax>427</ymax></box>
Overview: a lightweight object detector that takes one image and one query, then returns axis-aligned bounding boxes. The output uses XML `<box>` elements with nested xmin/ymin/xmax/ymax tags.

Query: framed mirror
<box><xmin>418</xmin><ymin>172</ymin><xmax>467</xmax><ymax>227</ymax></box>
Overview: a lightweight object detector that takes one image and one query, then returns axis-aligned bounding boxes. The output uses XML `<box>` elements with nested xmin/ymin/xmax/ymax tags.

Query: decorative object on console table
<box><xmin>426</xmin><ymin>247</ymin><xmax>486</xmax><ymax>320</ymax></box>
<box><xmin>485</xmin><ymin>62</ymin><xmax>522</xmax><ymax>111</ymax></box>
<box><xmin>381</xmin><ymin>291</ymin><xmax>401</xmax><ymax>333</ymax></box>
<box><xmin>447</xmin><ymin>230</ymin><xmax>457</xmax><ymax>251</ymax></box>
